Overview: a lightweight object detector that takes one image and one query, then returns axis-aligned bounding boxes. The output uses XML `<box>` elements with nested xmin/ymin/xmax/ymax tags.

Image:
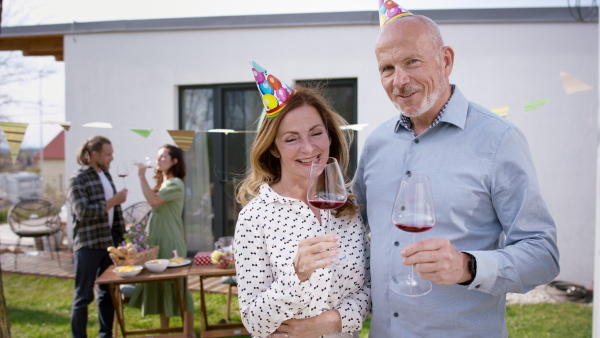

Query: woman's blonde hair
<box><xmin>236</xmin><ymin>85</ymin><xmax>358</xmax><ymax>219</ymax></box>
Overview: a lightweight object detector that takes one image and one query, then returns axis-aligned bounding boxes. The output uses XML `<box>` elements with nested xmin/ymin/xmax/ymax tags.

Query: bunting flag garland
<box><xmin>560</xmin><ymin>71</ymin><xmax>594</xmax><ymax>95</ymax></box>
<box><xmin>130</xmin><ymin>129</ymin><xmax>152</xmax><ymax>138</ymax></box>
<box><xmin>0</xmin><ymin>71</ymin><xmax>594</xmax><ymax>153</ymax></box>
<box><xmin>490</xmin><ymin>106</ymin><xmax>510</xmax><ymax>118</ymax></box>
<box><xmin>167</xmin><ymin>130</ymin><xmax>195</xmax><ymax>151</ymax></box>
<box><xmin>523</xmin><ymin>98</ymin><xmax>552</xmax><ymax>113</ymax></box>
<box><xmin>0</xmin><ymin>122</ymin><xmax>29</xmax><ymax>165</ymax></box>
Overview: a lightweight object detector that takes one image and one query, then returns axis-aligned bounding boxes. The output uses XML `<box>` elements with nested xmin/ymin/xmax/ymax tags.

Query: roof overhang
<box><xmin>0</xmin><ymin>7</ymin><xmax>594</xmax><ymax>62</ymax></box>
<box><xmin>0</xmin><ymin>34</ymin><xmax>63</xmax><ymax>61</ymax></box>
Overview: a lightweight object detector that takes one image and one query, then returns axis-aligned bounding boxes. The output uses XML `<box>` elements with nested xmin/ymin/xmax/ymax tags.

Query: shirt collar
<box><xmin>258</xmin><ymin>183</ymin><xmax>296</xmax><ymax>205</ymax></box>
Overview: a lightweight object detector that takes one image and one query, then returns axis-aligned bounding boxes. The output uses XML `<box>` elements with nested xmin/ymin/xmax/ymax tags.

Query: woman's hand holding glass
<box><xmin>134</xmin><ymin>162</ymin><xmax>147</xmax><ymax>177</ymax></box>
<box><xmin>293</xmin><ymin>234</ymin><xmax>340</xmax><ymax>282</ymax></box>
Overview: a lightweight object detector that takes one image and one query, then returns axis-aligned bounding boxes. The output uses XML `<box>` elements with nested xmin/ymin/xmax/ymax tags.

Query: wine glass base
<box><xmin>390</xmin><ymin>275</ymin><xmax>432</xmax><ymax>297</ymax></box>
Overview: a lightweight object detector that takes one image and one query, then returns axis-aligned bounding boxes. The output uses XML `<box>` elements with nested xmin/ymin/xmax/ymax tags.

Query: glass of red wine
<box><xmin>307</xmin><ymin>157</ymin><xmax>348</xmax><ymax>263</ymax></box>
<box><xmin>117</xmin><ymin>163</ymin><xmax>129</xmax><ymax>188</ymax></box>
<box><xmin>391</xmin><ymin>173</ymin><xmax>436</xmax><ymax>296</ymax></box>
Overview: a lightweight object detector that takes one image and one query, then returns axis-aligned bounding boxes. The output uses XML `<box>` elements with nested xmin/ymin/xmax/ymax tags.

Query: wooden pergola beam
<box><xmin>0</xmin><ymin>35</ymin><xmax>64</xmax><ymax>61</ymax></box>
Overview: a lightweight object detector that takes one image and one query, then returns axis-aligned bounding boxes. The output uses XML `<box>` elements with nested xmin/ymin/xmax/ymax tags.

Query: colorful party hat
<box><xmin>251</xmin><ymin>61</ymin><xmax>295</xmax><ymax>118</ymax></box>
<box><xmin>379</xmin><ymin>0</ymin><xmax>413</xmax><ymax>27</ymax></box>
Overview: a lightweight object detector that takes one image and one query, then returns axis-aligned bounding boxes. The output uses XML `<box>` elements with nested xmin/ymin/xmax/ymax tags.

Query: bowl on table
<box><xmin>145</xmin><ymin>259</ymin><xmax>169</xmax><ymax>273</ymax></box>
<box><xmin>113</xmin><ymin>265</ymin><xmax>143</xmax><ymax>278</ymax></box>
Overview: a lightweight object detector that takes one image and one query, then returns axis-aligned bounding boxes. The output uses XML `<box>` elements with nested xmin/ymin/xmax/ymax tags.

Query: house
<box><xmin>33</xmin><ymin>130</ymin><xmax>66</xmax><ymax>197</ymax></box>
<box><xmin>0</xmin><ymin>171</ymin><xmax>42</xmax><ymax>203</ymax></box>
<box><xmin>0</xmin><ymin>8</ymin><xmax>597</xmax><ymax>290</ymax></box>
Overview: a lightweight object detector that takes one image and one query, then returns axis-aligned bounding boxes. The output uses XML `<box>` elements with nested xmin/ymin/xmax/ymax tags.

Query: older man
<box><xmin>353</xmin><ymin>3</ymin><xmax>559</xmax><ymax>337</ymax></box>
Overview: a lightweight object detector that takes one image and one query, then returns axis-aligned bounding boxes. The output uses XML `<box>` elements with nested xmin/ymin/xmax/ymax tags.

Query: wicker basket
<box><xmin>110</xmin><ymin>246</ymin><xmax>159</xmax><ymax>266</ymax></box>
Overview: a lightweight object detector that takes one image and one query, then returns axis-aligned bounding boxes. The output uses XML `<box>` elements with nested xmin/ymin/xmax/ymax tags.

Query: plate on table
<box><xmin>168</xmin><ymin>259</ymin><xmax>191</xmax><ymax>267</ymax></box>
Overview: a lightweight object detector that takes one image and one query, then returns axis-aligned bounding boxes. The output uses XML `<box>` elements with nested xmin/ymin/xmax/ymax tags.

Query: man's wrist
<box><xmin>458</xmin><ymin>252</ymin><xmax>477</xmax><ymax>286</ymax></box>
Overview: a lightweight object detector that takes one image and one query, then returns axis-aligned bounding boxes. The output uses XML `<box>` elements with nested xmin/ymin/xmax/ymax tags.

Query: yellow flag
<box><xmin>0</xmin><ymin>122</ymin><xmax>28</xmax><ymax>165</ymax></box>
<box><xmin>167</xmin><ymin>130</ymin><xmax>195</xmax><ymax>151</ymax></box>
<box><xmin>490</xmin><ymin>106</ymin><xmax>510</xmax><ymax>118</ymax></box>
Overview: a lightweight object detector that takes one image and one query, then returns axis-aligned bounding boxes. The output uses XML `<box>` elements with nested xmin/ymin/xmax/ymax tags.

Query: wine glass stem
<box><xmin>123</xmin><ymin>178</ymin><xmax>126</xmax><ymax>188</ymax></box>
<box><xmin>408</xmin><ymin>233</ymin><xmax>416</xmax><ymax>285</ymax></box>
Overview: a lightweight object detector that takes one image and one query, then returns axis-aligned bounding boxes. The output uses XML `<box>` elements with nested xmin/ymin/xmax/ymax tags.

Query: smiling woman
<box><xmin>233</xmin><ymin>62</ymin><xmax>370</xmax><ymax>338</ymax></box>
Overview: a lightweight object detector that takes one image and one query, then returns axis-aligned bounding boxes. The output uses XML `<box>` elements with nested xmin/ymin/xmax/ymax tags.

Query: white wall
<box><xmin>65</xmin><ymin>20</ymin><xmax>598</xmax><ymax>286</ymax></box>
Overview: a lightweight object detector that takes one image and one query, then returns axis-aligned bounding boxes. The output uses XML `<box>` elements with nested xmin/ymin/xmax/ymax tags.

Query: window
<box><xmin>179</xmin><ymin>79</ymin><xmax>357</xmax><ymax>252</ymax></box>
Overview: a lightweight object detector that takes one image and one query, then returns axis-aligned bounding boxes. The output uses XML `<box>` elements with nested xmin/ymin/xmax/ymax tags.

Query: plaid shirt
<box><xmin>67</xmin><ymin>165</ymin><xmax>125</xmax><ymax>252</ymax></box>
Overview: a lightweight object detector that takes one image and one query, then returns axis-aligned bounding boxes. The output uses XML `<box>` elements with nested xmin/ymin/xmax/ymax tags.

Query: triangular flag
<box><xmin>0</xmin><ymin>122</ymin><xmax>28</xmax><ymax>165</ymax></box>
<box><xmin>130</xmin><ymin>129</ymin><xmax>152</xmax><ymax>138</ymax></box>
<box><xmin>490</xmin><ymin>106</ymin><xmax>510</xmax><ymax>118</ymax></box>
<box><xmin>45</xmin><ymin>121</ymin><xmax>72</xmax><ymax>131</ymax></box>
<box><xmin>167</xmin><ymin>130</ymin><xmax>195</xmax><ymax>151</ymax></box>
<box><xmin>82</xmin><ymin>122</ymin><xmax>113</xmax><ymax>128</ymax></box>
<box><xmin>560</xmin><ymin>71</ymin><xmax>594</xmax><ymax>95</ymax></box>
<box><xmin>524</xmin><ymin>98</ymin><xmax>551</xmax><ymax>113</ymax></box>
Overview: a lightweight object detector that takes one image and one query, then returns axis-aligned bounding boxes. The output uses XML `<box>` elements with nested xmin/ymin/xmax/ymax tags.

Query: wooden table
<box><xmin>96</xmin><ymin>264</ymin><xmax>191</xmax><ymax>337</ymax></box>
<box><xmin>188</xmin><ymin>264</ymin><xmax>249</xmax><ymax>338</ymax></box>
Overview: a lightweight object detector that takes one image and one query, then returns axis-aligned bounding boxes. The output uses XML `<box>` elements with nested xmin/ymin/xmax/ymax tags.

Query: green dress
<box><xmin>129</xmin><ymin>178</ymin><xmax>194</xmax><ymax>316</ymax></box>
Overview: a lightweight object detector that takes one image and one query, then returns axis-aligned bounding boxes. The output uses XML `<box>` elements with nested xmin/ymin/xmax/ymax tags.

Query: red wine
<box><xmin>118</xmin><ymin>175</ymin><xmax>127</xmax><ymax>178</ymax></box>
<box><xmin>394</xmin><ymin>223</ymin><xmax>434</xmax><ymax>233</ymax></box>
<box><xmin>308</xmin><ymin>200</ymin><xmax>345</xmax><ymax>209</ymax></box>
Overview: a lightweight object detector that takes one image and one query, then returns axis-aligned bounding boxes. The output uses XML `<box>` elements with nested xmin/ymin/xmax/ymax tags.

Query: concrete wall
<box><xmin>41</xmin><ymin>159</ymin><xmax>65</xmax><ymax>194</ymax></box>
<box><xmin>64</xmin><ymin>20</ymin><xmax>598</xmax><ymax>286</ymax></box>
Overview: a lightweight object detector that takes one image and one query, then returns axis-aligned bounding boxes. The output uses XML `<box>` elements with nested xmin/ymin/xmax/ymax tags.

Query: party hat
<box><xmin>379</xmin><ymin>0</ymin><xmax>413</xmax><ymax>27</ymax></box>
<box><xmin>251</xmin><ymin>61</ymin><xmax>295</xmax><ymax>118</ymax></box>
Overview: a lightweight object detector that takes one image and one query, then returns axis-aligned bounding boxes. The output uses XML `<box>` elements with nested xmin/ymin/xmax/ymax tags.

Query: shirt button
<box><xmin>393</xmin><ymin>312</ymin><xmax>399</xmax><ymax>317</ymax></box>
<box><xmin>405</xmin><ymin>171</ymin><xmax>411</xmax><ymax>176</ymax></box>
<box><xmin>475</xmin><ymin>285</ymin><xmax>481</xmax><ymax>289</ymax></box>
<box><xmin>414</xmin><ymin>139</ymin><xmax>420</xmax><ymax>144</ymax></box>
<box><xmin>394</xmin><ymin>241</ymin><xmax>399</xmax><ymax>246</ymax></box>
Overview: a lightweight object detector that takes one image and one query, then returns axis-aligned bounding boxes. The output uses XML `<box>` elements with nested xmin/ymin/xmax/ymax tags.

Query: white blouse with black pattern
<box><xmin>234</xmin><ymin>184</ymin><xmax>371</xmax><ymax>338</ymax></box>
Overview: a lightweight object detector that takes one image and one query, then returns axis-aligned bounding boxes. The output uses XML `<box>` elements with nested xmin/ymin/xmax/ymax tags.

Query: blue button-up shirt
<box><xmin>353</xmin><ymin>86</ymin><xmax>559</xmax><ymax>337</ymax></box>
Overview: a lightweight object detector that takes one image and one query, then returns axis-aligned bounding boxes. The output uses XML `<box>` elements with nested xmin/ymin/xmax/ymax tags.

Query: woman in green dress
<box><xmin>130</xmin><ymin>144</ymin><xmax>195</xmax><ymax>337</ymax></box>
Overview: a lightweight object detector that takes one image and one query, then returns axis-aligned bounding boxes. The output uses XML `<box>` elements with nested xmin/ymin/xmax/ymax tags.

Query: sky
<box><xmin>0</xmin><ymin>0</ymin><xmax>594</xmax><ymax>147</ymax></box>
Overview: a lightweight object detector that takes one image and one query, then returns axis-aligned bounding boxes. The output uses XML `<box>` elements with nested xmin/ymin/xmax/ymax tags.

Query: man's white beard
<box><xmin>395</xmin><ymin>72</ymin><xmax>447</xmax><ymax>118</ymax></box>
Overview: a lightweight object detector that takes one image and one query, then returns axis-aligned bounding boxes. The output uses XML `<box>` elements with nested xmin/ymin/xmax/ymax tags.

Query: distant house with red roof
<box><xmin>34</xmin><ymin>131</ymin><xmax>65</xmax><ymax>194</ymax></box>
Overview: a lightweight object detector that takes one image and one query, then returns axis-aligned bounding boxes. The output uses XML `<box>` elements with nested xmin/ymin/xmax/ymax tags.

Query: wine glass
<box><xmin>117</xmin><ymin>163</ymin><xmax>129</xmax><ymax>188</ymax></box>
<box><xmin>307</xmin><ymin>157</ymin><xmax>348</xmax><ymax>262</ymax></box>
<box><xmin>390</xmin><ymin>174</ymin><xmax>436</xmax><ymax>297</ymax></box>
<box><xmin>144</xmin><ymin>156</ymin><xmax>154</xmax><ymax>168</ymax></box>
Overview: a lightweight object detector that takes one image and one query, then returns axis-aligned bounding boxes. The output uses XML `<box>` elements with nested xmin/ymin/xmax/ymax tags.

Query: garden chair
<box><xmin>122</xmin><ymin>201</ymin><xmax>152</xmax><ymax>230</ymax></box>
<box><xmin>8</xmin><ymin>199</ymin><xmax>62</xmax><ymax>268</ymax></box>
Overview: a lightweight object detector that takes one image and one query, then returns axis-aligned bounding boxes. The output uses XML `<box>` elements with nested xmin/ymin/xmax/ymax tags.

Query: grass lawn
<box><xmin>2</xmin><ymin>273</ymin><xmax>592</xmax><ymax>337</ymax></box>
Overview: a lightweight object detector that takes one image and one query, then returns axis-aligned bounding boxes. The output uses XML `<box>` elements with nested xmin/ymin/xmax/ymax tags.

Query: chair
<box><xmin>122</xmin><ymin>201</ymin><xmax>152</xmax><ymax>229</ymax></box>
<box><xmin>222</xmin><ymin>276</ymin><xmax>238</xmax><ymax>322</ymax></box>
<box><xmin>8</xmin><ymin>199</ymin><xmax>62</xmax><ymax>268</ymax></box>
